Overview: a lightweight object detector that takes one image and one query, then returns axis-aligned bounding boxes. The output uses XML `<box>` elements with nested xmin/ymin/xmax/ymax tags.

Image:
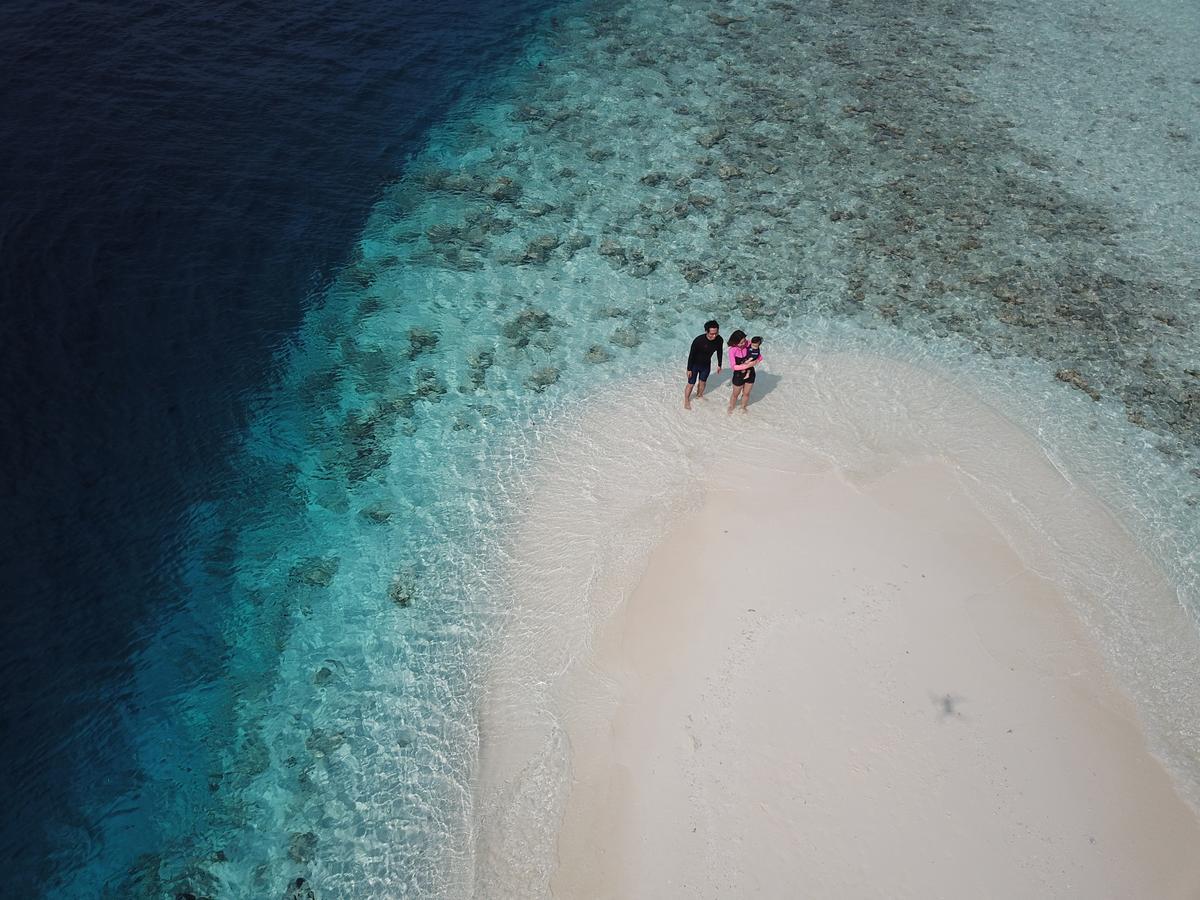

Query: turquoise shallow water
<box><xmin>60</xmin><ymin>0</ymin><xmax>1200</xmax><ymax>896</ymax></box>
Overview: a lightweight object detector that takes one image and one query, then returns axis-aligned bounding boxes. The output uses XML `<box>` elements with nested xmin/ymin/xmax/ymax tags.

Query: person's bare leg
<box><xmin>684</xmin><ymin>381</ymin><xmax>694</xmax><ymax>410</ymax></box>
<box><xmin>727</xmin><ymin>384</ymin><xmax>741</xmax><ymax>414</ymax></box>
<box><xmin>740</xmin><ymin>382</ymin><xmax>754</xmax><ymax>411</ymax></box>
<box><xmin>695</xmin><ymin>377</ymin><xmax>707</xmax><ymax>400</ymax></box>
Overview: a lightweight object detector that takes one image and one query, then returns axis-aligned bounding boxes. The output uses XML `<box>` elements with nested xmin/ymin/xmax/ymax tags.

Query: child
<box><xmin>745</xmin><ymin>336</ymin><xmax>763</xmax><ymax>371</ymax></box>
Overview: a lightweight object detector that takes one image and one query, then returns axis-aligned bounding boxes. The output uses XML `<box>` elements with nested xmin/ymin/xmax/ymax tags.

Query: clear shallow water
<box><xmin>4</xmin><ymin>0</ymin><xmax>1200</xmax><ymax>895</ymax></box>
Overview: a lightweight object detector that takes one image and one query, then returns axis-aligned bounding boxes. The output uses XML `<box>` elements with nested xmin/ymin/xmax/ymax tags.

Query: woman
<box><xmin>726</xmin><ymin>330</ymin><xmax>759</xmax><ymax>414</ymax></box>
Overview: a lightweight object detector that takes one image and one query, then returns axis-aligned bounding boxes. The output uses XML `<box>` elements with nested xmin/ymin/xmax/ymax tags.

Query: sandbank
<box><xmin>471</xmin><ymin>351</ymin><xmax>1200</xmax><ymax>899</ymax></box>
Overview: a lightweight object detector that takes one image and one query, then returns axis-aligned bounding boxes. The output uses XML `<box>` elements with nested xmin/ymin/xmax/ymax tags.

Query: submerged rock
<box><xmin>465</xmin><ymin>207</ymin><xmax>515</xmax><ymax>236</ymax></box>
<box><xmin>305</xmin><ymin>728</ymin><xmax>345</xmax><ymax>758</ymax></box>
<box><xmin>166</xmin><ymin>865</ymin><xmax>220</xmax><ymax>900</ymax></box>
<box><xmin>342</xmin><ymin>260</ymin><xmax>377</xmax><ymax>289</ymax></box>
<box><xmin>238</xmin><ymin>727</ymin><xmax>272</xmax><ymax>779</ymax></box>
<box><xmin>610</xmin><ymin>326</ymin><xmax>640</xmax><ymax>348</ymax></box>
<box><xmin>563</xmin><ymin>232</ymin><xmax>592</xmax><ymax>257</ymax></box>
<box><xmin>503</xmin><ymin>308</ymin><xmax>554</xmax><ymax>347</ymax></box>
<box><xmin>299</xmin><ymin>367</ymin><xmax>341</xmax><ymax>410</ymax></box>
<box><xmin>337</xmin><ymin>409</ymin><xmax>396</xmax><ymax>482</ymax></box>
<box><xmin>425</xmin><ymin>223</ymin><xmax>461</xmax><ymax>245</ymax></box>
<box><xmin>707</xmin><ymin>12</ymin><xmax>744</xmax><ymax>26</ymax></box>
<box><xmin>408</xmin><ymin>326</ymin><xmax>439</xmax><ymax>359</ymax></box>
<box><xmin>485</xmin><ymin>176</ymin><xmax>521</xmax><ymax>203</ymax></box>
<box><xmin>441</xmin><ymin>171</ymin><xmax>481</xmax><ymax>193</ymax></box>
<box><xmin>430</xmin><ymin>245</ymin><xmax>483</xmax><ymax>271</ymax></box>
<box><xmin>422</xmin><ymin>168</ymin><xmax>481</xmax><ymax>194</ymax></box>
<box><xmin>414</xmin><ymin>368</ymin><xmax>447</xmax><ymax>401</ymax></box>
<box><xmin>584</xmin><ymin>345</ymin><xmax>612</xmax><ymax>364</ymax></box>
<box><xmin>1056</xmin><ymin>369</ymin><xmax>1102</xmax><ymax>400</ymax></box>
<box><xmin>388</xmin><ymin>576</ymin><xmax>414</xmax><ymax>608</ymax></box>
<box><xmin>283</xmin><ymin>877</ymin><xmax>317</xmax><ymax>900</ymax></box>
<box><xmin>356</xmin><ymin>295</ymin><xmax>385</xmax><ymax>319</ymax></box>
<box><xmin>697</xmin><ymin>127</ymin><xmax>727</xmax><ymax>148</ymax></box>
<box><xmin>510</xmin><ymin>104</ymin><xmax>542</xmax><ymax>123</ymax></box>
<box><xmin>736</xmin><ymin>293</ymin><xmax>780</xmax><ymax>320</ymax></box>
<box><xmin>519</xmin><ymin>233</ymin><xmax>562</xmax><ymax>264</ymax></box>
<box><xmin>421</xmin><ymin>167</ymin><xmax>452</xmax><ymax>190</ymax></box>
<box><xmin>290</xmin><ymin>557</ymin><xmax>340</xmax><ymax>588</ymax></box>
<box><xmin>598</xmin><ymin>241</ymin><xmax>631</xmax><ymax>268</ymax></box>
<box><xmin>467</xmin><ymin>348</ymin><xmax>495</xmax><ymax>389</ymax></box>
<box><xmin>524</xmin><ymin>367</ymin><xmax>560</xmax><ymax>392</ymax></box>
<box><xmin>113</xmin><ymin>853</ymin><xmax>164</xmax><ymax>900</ymax></box>
<box><xmin>524</xmin><ymin>200</ymin><xmax>558</xmax><ymax>217</ymax></box>
<box><xmin>359</xmin><ymin>505</ymin><xmax>393</xmax><ymax>525</ymax></box>
<box><xmin>288</xmin><ymin>831</ymin><xmax>319</xmax><ymax>864</ymax></box>
<box><xmin>597</xmin><ymin>239</ymin><xmax>626</xmax><ymax>260</ymax></box>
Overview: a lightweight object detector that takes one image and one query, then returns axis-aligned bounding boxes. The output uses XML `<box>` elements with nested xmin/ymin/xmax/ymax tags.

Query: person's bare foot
<box><xmin>684</xmin><ymin>401</ymin><xmax>692</xmax><ymax>410</ymax></box>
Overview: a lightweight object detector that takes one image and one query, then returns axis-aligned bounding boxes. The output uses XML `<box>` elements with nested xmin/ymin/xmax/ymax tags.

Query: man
<box><xmin>684</xmin><ymin>319</ymin><xmax>723</xmax><ymax>409</ymax></box>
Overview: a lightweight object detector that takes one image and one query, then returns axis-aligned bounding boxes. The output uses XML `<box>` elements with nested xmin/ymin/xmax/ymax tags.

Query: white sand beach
<box><xmin>471</xmin><ymin>351</ymin><xmax>1200</xmax><ymax>899</ymax></box>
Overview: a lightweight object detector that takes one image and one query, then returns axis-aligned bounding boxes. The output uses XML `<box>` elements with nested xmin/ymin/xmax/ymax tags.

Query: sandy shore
<box><xmin>472</xmin><ymin>352</ymin><xmax>1200</xmax><ymax>899</ymax></box>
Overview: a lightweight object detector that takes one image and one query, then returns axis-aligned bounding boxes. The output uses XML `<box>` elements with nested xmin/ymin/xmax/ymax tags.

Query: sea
<box><xmin>1</xmin><ymin>0</ymin><xmax>1198</xmax><ymax>896</ymax></box>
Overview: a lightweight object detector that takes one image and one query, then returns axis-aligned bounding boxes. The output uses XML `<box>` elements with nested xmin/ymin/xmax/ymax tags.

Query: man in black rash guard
<box><xmin>684</xmin><ymin>319</ymin><xmax>723</xmax><ymax>409</ymax></box>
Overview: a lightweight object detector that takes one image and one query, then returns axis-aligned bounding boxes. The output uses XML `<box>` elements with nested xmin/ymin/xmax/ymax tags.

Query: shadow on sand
<box><xmin>745</xmin><ymin>371</ymin><xmax>781</xmax><ymax>404</ymax></box>
<box><xmin>695</xmin><ymin>370</ymin><xmax>781</xmax><ymax>408</ymax></box>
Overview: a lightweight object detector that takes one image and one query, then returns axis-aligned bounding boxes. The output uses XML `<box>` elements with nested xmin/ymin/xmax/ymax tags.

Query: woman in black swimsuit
<box><xmin>726</xmin><ymin>330</ymin><xmax>759</xmax><ymax>414</ymax></box>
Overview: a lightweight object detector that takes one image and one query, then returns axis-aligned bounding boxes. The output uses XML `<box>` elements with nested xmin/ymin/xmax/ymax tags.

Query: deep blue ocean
<box><xmin>0</xmin><ymin>1</ymin><xmax>553</xmax><ymax>893</ymax></box>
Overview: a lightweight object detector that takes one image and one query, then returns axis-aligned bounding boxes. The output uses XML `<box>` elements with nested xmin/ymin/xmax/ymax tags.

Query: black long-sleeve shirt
<box><xmin>687</xmin><ymin>334</ymin><xmax>724</xmax><ymax>370</ymax></box>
